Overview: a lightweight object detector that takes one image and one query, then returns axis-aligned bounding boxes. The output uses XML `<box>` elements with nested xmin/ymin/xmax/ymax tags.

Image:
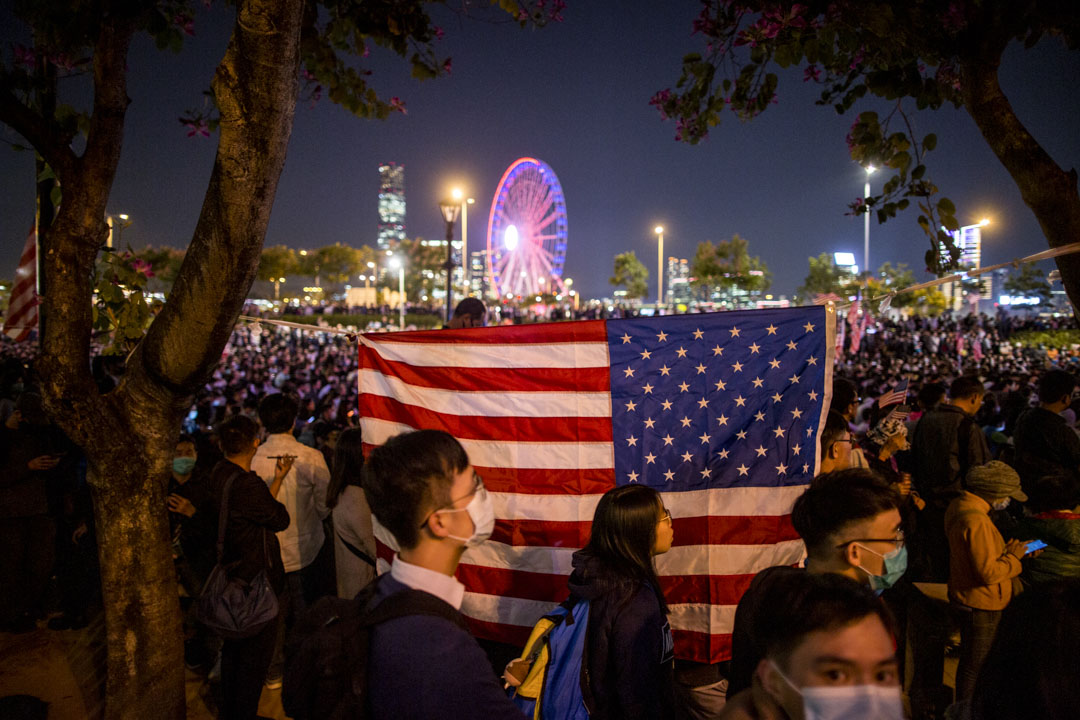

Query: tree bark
<box><xmin>29</xmin><ymin>1</ymin><xmax>304</xmax><ymax>717</ymax></box>
<box><xmin>960</xmin><ymin>45</ymin><xmax>1080</xmax><ymax>313</ymax></box>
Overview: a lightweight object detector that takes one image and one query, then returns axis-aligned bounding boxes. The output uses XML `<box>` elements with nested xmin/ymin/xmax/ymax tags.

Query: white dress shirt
<box><xmin>252</xmin><ymin>433</ymin><xmax>330</xmax><ymax>573</ymax></box>
<box><xmin>390</xmin><ymin>555</ymin><xmax>465</xmax><ymax>610</ymax></box>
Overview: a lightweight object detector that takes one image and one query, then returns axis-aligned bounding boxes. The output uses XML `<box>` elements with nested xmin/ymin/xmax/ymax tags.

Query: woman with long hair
<box><xmin>327</xmin><ymin>427</ymin><xmax>376</xmax><ymax>597</ymax></box>
<box><xmin>568</xmin><ymin>484</ymin><xmax>676</xmax><ymax>719</ymax></box>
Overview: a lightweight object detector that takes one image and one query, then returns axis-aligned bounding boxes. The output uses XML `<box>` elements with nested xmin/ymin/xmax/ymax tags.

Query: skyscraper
<box><xmin>377</xmin><ymin>163</ymin><xmax>406</xmax><ymax>249</ymax></box>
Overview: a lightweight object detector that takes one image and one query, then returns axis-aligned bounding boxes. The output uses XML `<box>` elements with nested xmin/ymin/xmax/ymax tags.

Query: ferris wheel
<box><xmin>486</xmin><ymin>157</ymin><xmax>568</xmax><ymax>300</ymax></box>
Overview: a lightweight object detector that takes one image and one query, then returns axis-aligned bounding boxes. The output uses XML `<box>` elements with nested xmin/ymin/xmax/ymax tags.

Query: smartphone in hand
<box><xmin>1026</xmin><ymin>539</ymin><xmax>1048</xmax><ymax>554</ymax></box>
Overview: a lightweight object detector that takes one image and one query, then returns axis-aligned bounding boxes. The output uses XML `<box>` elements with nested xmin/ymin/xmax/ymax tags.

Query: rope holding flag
<box><xmin>3</xmin><ymin>225</ymin><xmax>39</xmax><ymax>343</ymax></box>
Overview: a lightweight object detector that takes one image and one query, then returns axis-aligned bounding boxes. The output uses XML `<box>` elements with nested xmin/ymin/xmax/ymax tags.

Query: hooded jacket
<box><xmin>567</xmin><ymin>550</ymin><xmax>675</xmax><ymax>720</ymax></box>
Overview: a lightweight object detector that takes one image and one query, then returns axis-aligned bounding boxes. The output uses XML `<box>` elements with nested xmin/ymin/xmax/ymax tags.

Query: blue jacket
<box><xmin>366</xmin><ymin>574</ymin><xmax>526</xmax><ymax>720</ymax></box>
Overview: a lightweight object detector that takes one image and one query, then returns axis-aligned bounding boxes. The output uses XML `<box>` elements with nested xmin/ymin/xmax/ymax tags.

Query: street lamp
<box><xmin>863</xmin><ymin>166</ymin><xmax>875</xmax><ymax>277</ymax></box>
<box><xmin>106</xmin><ymin>212</ymin><xmax>132</xmax><ymax>249</ymax></box>
<box><xmin>439</xmin><ymin>198</ymin><xmax>462</xmax><ymax>324</ymax></box>
<box><xmin>389</xmin><ymin>256</ymin><xmax>405</xmax><ymax>330</ymax></box>
<box><xmin>452</xmin><ymin>188</ymin><xmax>476</xmax><ymax>292</ymax></box>
<box><xmin>654</xmin><ymin>225</ymin><xmax>665</xmax><ymax>309</ymax></box>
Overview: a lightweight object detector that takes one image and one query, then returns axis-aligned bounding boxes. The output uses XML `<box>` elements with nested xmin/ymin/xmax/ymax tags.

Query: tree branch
<box><xmin>0</xmin><ymin>81</ymin><xmax>77</xmax><ymax>180</ymax></box>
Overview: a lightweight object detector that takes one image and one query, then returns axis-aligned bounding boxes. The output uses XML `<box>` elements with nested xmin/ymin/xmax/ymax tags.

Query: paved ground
<box><xmin>0</xmin><ymin>614</ymin><xmax>287</xmax><ymax>720</ymax></box>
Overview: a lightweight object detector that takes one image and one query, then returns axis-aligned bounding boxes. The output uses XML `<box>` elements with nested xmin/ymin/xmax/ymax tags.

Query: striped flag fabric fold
<box><xmin>3</xmin><ymin>225</ymin><xmax>38</xmax><ymax>343</ymax></box>
<box><xmin>358</xmin><ymin>305</ymin><xmax>835</xmax><ymax>663</ymax></box>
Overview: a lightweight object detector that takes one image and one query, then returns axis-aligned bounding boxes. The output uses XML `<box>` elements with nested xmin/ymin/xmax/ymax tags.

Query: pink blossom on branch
<box><xmin>388</xmin><ymin>97</ymin><xmax>407</xmax><ymax>115</ymax></box>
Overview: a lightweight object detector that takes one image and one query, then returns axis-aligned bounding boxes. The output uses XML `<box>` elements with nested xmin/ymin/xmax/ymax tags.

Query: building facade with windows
<box><xmin>377</xmin><ymin>163</ymin><xmax>406</xmax><ymax>249</ymax></box>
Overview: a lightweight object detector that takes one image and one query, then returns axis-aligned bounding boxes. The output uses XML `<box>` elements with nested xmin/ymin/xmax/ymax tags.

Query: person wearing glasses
<box><xmin>726</xmin><ymin>469</ymin><xmax>902</xmax><ymax>712</ymax></box>
<box><xmin>559</xmin><ymin>484</ymin><xmax>677</xmax><ymax>719</ymax></box>
<box><xmin>819</xmin><ymin>411</ymin><xmax>855</xmax><ymax>474</ymax></box>
<box><xmin>360</xmin><ymin>429</ymin><xmax>526</xmax><ymax>720</ymax></box>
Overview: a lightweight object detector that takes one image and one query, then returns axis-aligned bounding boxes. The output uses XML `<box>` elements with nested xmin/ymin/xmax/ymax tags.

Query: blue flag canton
<box><xmin>607</xmin><ymin>308</ymin><xmax>828</xmax><ymax>491</ymax></box>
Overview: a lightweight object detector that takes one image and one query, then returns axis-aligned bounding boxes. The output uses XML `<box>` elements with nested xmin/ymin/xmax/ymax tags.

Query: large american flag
<box><xmin>358</xmin><ymin>305</ymin><xmax>834</xmax><ymax>663</ymax></box>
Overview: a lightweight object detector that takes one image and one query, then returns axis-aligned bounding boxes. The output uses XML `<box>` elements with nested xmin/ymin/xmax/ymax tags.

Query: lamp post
<box><xmin>106</xmin><ymin>213</ymin><xmax>131</xmax><ymax>249</ymax></box>
<box><xmin>439</xmin><ymin>198</ymin><xmax>462</xmax><ymax>324</ymax></box>
<box><xmin>863</xmin><ymin>166</ymin><xmax>875</xmax><ymax>278</ymax></box>
<box><xmin>452</xmin><ymin>188</ymin><xmax>476</xmax><ymax>292</ymax></box>
<box><xmin>654</xmin><ymin>225</ymin><xmax>665</xmax><ymax>310</ymax></box>
<box><xmin>389</xmin><ymin>256</ymin><xmax>405</xmax><ymax>330</ymax></box>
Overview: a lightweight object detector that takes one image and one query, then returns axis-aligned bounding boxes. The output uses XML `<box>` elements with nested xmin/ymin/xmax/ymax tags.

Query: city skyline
<box><xmin>1</xmin><ymin>3</ymin><xmax>1077</xmax><ymax>301</ymax></box>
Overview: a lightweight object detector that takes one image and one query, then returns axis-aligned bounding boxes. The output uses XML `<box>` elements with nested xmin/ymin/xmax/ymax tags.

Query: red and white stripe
<box><xmin>3</xmin><ymin>225</ymin><xmax>38</xmax><ymax>342</ymax></box>
<box><xmin>358</xmin><ymin>321</ymin><xmax>804</xmax><ymax>663</ymax></box>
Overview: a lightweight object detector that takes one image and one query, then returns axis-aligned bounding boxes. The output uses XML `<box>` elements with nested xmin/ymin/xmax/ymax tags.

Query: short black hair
<box><xmin>361</xmin><ymin>430</ymin><xmax>470</xmax><ymax>550</ymax></box>
<box><xmin>916</xmin><ymin>382</ymin><xmax>947</xmax><ymax>412</ymax></box>
<box><xmin>819</xmin><ymin>411</ymin><xmax>849</xmax><ymax>459</ymax></box>
<box><xmin>177</xmin><ymin>433</ymin><xmax>196</xmax><ymax>447</ymax></box>
<box><xmin>791</xmin><ymin>469</ymin><xmax>900</xmax><ymax>559</ymax></box>
<box><xmin>950</xmin><ymin>375</ymin><xmax>985</xmax><ymax>401</ymax></box>
<box><xmin>453</xmin><ymin>297</ymin><xmax>486</xmax><ymax>322</ymax></box>
<box><xmin>218</xmin><ymin>415</ymin><xmax>259</xmax><ymax>456</ymax></box>
<box><xmin>1026</xmin><ymin>471</ymin><xmax>1080</xmax><ymax>513</ymax></box>
<box><xmin>1038</xmin><ymin>369</ymin><xmax>1077</xmax><ymax>405</ymax></box>
<box><xmin>831</xmin><ymin>377</ymin><xmax>858</xmax><ymax>413</ymax></box>
<box><xmin>754</xmin><ymin>571</ymin><xmax>897</xmax><ymax>670</ymax></box>
<box><xmin>258</xmin><ymin>392</ymin><xmax>299</xmax><ymax>434</ymax></box>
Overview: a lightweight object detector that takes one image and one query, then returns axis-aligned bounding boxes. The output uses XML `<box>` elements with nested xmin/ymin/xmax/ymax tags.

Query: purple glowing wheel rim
<box><xmin>485</xmin><ymin>157</ymin><xmax>568</xmax><ymax>300</ymax></box>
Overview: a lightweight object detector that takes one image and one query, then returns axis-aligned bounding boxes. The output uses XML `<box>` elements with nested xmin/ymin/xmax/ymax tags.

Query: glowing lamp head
<box><xmin>654</xmin><ymin>226</ymin><xmax>664</xmax><ymax>235</ymax></box>
<box><xmin>389</xmin><ymin>258</ymin><xmax>402</xmax><ymax>270</ymax></box>
<box><xmin>504</xmin><ymin>224</ymin><xmax>519</xmax><ymax>251</ymax></box>
<box><xmin>451</xmin><ymin>187</ymin><xmax>463</xmax><ymax>201</ymax></box>
<box><xmin>865</xmin><ymin>165</ymin><xmax>876</xmax><ymax>176</ymax></box>
<box><xmin>979</xmin><ymin>218</ymin><xmax>990</xmax><ymax>226</ymax></box>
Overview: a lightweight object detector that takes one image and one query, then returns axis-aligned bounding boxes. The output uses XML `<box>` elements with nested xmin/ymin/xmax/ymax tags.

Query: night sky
<box><xmin>2</xmin><ymin>3</ymin><xmax>1078</xmax><ymax>300</ymax></box>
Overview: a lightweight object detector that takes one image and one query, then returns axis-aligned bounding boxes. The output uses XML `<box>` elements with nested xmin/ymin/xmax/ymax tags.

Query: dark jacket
<box><xmin>366</xmin><ymin>574</ymin><xmax>526</xmax><ymax>720</ymax></box>
<box><xmin>567</xmin><ymin>551</ymin><xmax>675</xmax><ymax>720</ymax></box>
<box><xmin>911</xmin><ymin>404</ymin><xmax>992</xmax><ymax>507</ymax></box>
<box><xmin>1016</xmin><ymin>511</ymin><xmax>1080</xmax><ymax>586</ymax></box>
<box><xmin>169</xmin><ymin>471</ymin><xmax>215</xmax><ymax>578</ymax></box>
<box><xmin>728</xmin><ymin>565</ymin><xmax>803</xmax><ymax>698</ymax></box>
<box><xmin>0</xmin><ymin>424</ymin><xmax>67</xmax><ymax>519</ymax></box>
<box><xmin>206</xmin><ymin>460</ymin><xmax>290</xmax><ymax>594</ymax></box>
<box><xmin>1013</xmin><ymin>407</ymin><xmax>1080</xmax><ymax>483</ymax></box>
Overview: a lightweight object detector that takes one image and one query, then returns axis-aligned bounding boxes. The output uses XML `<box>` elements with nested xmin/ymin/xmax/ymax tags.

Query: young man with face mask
<box><xmin>727</xmin><ymin>470</ymin><xmax>902</xmax><ymax>708</ymax></box>
<box><xmin>945</xmin><ymin>460</ymin><xmax>1037</xmax><ymax>701</ymax></box>
<box><xmin>361</xmin><ymin>429</ymin><xmax>526</xmax><ymax>720</ymax></box>
<box><xmin>719</xmin><ymin>572</ymin><xmax>903</xmax><ymax>720</ymax></box>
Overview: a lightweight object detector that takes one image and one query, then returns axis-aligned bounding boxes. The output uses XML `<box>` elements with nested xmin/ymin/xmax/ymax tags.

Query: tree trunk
<box><xmin>31</xmin><ymin>0</ymin><xmax>304</xmax><ymax>717</ymax></box>
<box><xmin>961</xmin><ymin>49</ymin><xmax>1080</xmax><ymax>313</ymax></box>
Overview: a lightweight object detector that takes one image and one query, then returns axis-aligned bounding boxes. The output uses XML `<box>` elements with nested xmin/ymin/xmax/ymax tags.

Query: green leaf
<box><xmin>922</xmin><ymin>133</ymin><xmax>937</xmax><ymax>151</ymax></box>
<box><xmin>50</xmin><ymin>186</ymin><xmax>63</xmax><ymax>207</ymax></box>
<box><xmin>936</xmin><ymin>197</ymin><xmax>956</xmax><ymax>215</ymax></box>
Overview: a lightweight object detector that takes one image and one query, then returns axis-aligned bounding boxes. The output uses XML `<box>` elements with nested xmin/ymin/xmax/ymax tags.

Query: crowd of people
<box><xmin>1</xmin><ymin>303</ymin><xmax>1079</xmax><ymax>720</ymax></box>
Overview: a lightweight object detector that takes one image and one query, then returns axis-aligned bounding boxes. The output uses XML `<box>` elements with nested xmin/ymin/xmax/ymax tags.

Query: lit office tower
<box><xmin>377</xmin><ymin>163</ymin><xmax>406</xmax><ymax>249</ymax></box>
<box><xmin>666</xmin><ymin>256</ymin><xmax>691</xmax><ymax>306</ymax></box>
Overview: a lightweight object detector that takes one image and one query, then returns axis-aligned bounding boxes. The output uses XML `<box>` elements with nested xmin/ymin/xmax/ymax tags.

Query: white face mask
<box><xmin>991</xmin><ymin>498</ymin><xmax>1011</xmax><ymax>511</ymax></box>
<box><xmin>771</xmin><ymin>661</ymin><xmax>905</xmax><ymax>720</ymax></box>
<box><xmin>435</xmin><ymin>484</ymin><xmax>495</xmax><ymax>548</ymax></box>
